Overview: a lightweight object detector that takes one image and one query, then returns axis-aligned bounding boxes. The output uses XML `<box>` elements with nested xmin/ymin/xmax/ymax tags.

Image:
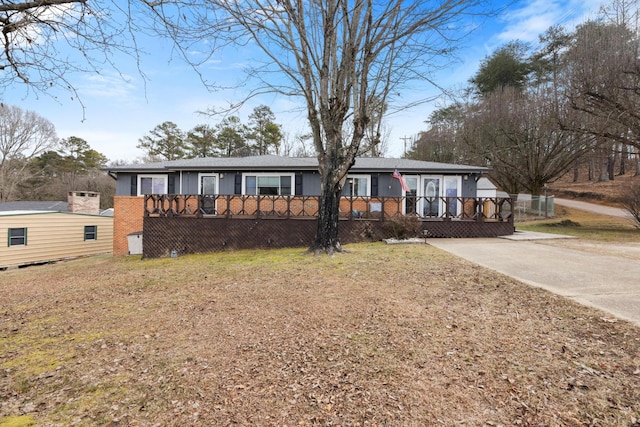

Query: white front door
<box><xmin>199</xmin><ymin>173</ymin><xmax>218</xmax><ymax>214</ymax></box>
<box><xmin>422</xmin><ymin>177</ymin><xmax>441</xmax><ymax>217</ymax></box>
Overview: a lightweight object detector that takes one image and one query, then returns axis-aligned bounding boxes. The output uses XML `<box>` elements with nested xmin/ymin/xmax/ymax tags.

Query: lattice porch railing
<box><xmin>143</xmin><ymin>194</ymin><xmax>514</xmax><ymax>223</ymax></box>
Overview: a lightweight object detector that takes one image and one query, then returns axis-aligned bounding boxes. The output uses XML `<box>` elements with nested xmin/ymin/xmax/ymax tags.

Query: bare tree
<box><xmin>144</xmin><ymin>0</ymin><xmax>481</xmax><ymax>253</ymax></box>
<box><xmin>357</xmin><ymin>96</ymin><xmax>389</xmax><ymax>157</ymax></box>
<box><xmin>565</xmin><ymin>19</ymin><xmax>640</xmax><ymax>149</ymax></box>
<box><xmin>0</xmin><ymin>104</ymin><xmax>58</xmax><ymax>202</ymax></box>
<box><xmin>0</xmin><ymin>1</ymin><xmax>140</xmax><ymax>108</ymax></box>
<box><xmin>408</xmin><ymin>104</ymin><xmax>465</xmax><ymax>163</ymax></box>
<box><xmin>461</xmin><ymin>87</ymin><xmax>588</xmax><ymax>196</ymax></box>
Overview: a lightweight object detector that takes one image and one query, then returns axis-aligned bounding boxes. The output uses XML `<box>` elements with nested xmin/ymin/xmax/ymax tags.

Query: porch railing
<box><xmin>143</xmin><ymin>194</ymin><xmax>514</xmax><ymax>222</ymax></box>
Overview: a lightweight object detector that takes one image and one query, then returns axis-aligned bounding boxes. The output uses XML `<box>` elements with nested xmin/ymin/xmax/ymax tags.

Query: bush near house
<box><xmin>382</xmin><ymin>214</ymin><xmax>423</xmax><ymax>239</ymax></box>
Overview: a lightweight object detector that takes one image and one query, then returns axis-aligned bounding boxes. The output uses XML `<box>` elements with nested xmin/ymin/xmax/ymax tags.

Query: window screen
<box><xmin>84</xmin><ymin>225</ymin><xmax>97</xmax><ymax>241</ymax></box>
<box><xmin>8</xmin><ymin>228</ymin><xmax>27</xmax><ymax>246</ymax></box>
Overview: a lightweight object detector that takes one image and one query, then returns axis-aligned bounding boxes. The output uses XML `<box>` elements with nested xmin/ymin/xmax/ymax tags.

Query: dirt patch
<box><xmin>1</xmin><ymin>246</ymin><xmax>640</xmax><ymax>426</ymax></box>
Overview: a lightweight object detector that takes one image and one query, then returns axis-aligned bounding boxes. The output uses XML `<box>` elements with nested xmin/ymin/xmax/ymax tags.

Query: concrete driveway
<box><xmin>427</xmin><ymin>234</ymin><xmax>640</xmax><ymax>327</ymax></box>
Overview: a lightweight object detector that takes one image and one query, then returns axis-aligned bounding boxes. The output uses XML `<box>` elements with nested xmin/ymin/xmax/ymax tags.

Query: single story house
<box><xmin>106</xmin><ymin>155</ymin><xmax>514</xmax><ymax>257</ymax></box>
<box><xmin>0</xmin><ymin>192</ymin><xmax>114</xmax><ymax>269</ymax></box>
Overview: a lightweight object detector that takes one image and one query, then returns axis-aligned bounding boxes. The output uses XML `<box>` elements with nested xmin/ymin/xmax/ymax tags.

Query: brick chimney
<box><xmin>68</xmin><ymin>191</ymin><xmax>100</xmax><ymax>215</ymax></box>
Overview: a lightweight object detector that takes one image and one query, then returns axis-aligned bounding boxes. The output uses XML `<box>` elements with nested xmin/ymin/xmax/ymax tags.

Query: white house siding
<box><xmin>0</xmin><ymin>212</ymin><xmax>113</xmax><ymax>269</ymax></box>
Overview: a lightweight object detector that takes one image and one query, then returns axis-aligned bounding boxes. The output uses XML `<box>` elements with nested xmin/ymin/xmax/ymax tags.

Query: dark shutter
<box><xmin>130</xmin><ymin>175</ymin><xmax>137</xmax><ymax>196</ymax></box>
<box><xmin>371</xmin><ymin>175</ymin><xmax>378</xmax><ymax>197</ymax></box>
<box><xmin>234</xmin><ymin>173</ymin><xmax>242</xmax><ymax>194</ymax></box>
<box><xmin>168</xmin><ymin>175</ymin><xmax>176</xmax><ymax>194</ymax></box>
<box><xmin>295</xmin><ymin>173</ymin><xmax>303</xmax><ymax>195</ymax></box>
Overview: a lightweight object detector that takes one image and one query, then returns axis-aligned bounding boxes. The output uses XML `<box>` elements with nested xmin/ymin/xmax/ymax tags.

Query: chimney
<box><xmin>68</xmin><ymin>191</ymin><xmax>100</xmax><ymax>215</ymax></box>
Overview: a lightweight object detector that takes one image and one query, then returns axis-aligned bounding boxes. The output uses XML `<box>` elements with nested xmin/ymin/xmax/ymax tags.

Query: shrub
<box><xmin>383</xmin><ymin>215</ymin><xmax>423</xmax><ymax>240</ymax></box>
<box><xmin>621</xmin><ymin>182</ymin><xmax>640</xmax><ymax>228</ymax></box>
<box><xmin>549</xmin><ymin>219</ymin><xmax>581</xmax><ymax>227</ymax></box>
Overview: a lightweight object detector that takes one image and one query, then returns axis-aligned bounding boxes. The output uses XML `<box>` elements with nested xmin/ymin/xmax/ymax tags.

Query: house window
<box><xmin>138</xmin><ymin>174</ymin><xmax>168</xmax><ymax>196</ymax></box>
<box><xmin>84</xmin><ymin>225</ymin><xmax>97</xmax><ymax>241</ymax></box>
<box><xmin>8</xmin><ymin>228</ymin><xmax>27</xmax><ymax>247</ymax></box>
<box><xmin>244</xmin><ymin>174</ymin><xmax>293</xmax><ymax>195</ymax></box>
<box><xmin>342</xmin><ymin>175</ymin><xmax>370</xmax><ymax>197</ymax></box>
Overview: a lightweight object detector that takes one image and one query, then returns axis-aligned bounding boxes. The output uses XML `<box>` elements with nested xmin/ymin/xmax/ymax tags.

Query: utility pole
<box><xmin>400</xmin><ymin>135</ymin><xmax>412</xmax><ymax>158</ymax></box>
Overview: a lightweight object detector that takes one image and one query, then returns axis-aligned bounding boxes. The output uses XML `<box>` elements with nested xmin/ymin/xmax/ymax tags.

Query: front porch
<box><xmin>138</xmin><ymin>194</ymin><xmax>514</xmax><ymax>258</ymax></box>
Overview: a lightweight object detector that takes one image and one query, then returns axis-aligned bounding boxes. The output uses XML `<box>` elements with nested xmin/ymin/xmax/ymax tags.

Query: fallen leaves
<box><xmin>1</xmin><ymin>244</ymin><xmax>640</xmax><ymax>425</ymax></box>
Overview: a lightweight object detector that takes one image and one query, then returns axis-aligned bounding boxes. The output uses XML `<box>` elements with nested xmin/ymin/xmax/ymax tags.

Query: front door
<box><xmin>422</xmin><ymin>177</ymin><xmax>441</xmax><ymax>217</ymax></box>
<box><xmin>199</xmin><ymin>173</ymin><xmax>218</xmax><ymax>214</ymax></box>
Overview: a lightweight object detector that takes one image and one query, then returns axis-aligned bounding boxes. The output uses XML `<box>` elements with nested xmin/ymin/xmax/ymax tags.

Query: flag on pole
<box><xmin>392</xmin><ymin>169</ymin><xmax>410</xmax><ymax>192</ymax></box>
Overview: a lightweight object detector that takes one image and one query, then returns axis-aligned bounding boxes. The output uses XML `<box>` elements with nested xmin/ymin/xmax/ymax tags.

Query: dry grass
<box><xmin>548</xmin><ymin>170</ymin><xmax>640</xmax><ymax>207</ymax></box>
<box><xmin>517</xmin><ymin>206</ymin><xmax>640</xmax><ymax>243</ymax></box>
<box><xmin>2</xmin><ymin>244</ymin><xmax>640</xmax><ymax>426</ymax></box>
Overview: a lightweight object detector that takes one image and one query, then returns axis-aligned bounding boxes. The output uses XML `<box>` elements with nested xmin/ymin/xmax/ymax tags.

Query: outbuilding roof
<box><xmin>0</xmin><ymin>210</ymin><xmax>109</xmax><ymax>218</ymax></box>
<box><xmin>0</xmin><ymin>201</ymin><xmax>68</xmax><ymax>212</ymax></box>
<box><xmin>107</xmin><ymin>155</ymin><xmax>488</xmax><ymax>175</ymax></box>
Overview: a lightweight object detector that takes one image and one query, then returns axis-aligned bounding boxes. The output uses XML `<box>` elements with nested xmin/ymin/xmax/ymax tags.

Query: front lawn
<box><xmin>1</xmin><ymin>244</ymin><xmax>639</xmax><ymax>425</ymax></box>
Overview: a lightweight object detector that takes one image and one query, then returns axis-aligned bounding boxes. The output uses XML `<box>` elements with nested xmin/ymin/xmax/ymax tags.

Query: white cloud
<box><xmin>496</xmin><ymin>0</ymin><xmax>608</xmax><ymax>45</ymax></box>
<box><xmin>77</xmin><ymin>73</ymin><xmax>137</xmax><ymax>99</ymax></box>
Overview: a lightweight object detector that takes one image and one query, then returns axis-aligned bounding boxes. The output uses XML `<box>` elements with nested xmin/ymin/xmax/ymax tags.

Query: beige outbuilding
<box><xmin>0</xmin><ymin>192</ymin><xmax>113</xmax><ymax>269</ymax></box>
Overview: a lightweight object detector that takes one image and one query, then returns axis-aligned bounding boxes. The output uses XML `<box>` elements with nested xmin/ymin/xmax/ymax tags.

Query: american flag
<box><xmin>392</xmin><ymin>169</ymin><xmax>410</xmax><ymax>192</ymax></box>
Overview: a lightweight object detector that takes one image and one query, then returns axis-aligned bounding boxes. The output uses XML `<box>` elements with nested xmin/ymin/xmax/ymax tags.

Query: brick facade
<box><xmin>113</xmin><ymin>196</ymin><xmax>144</xmax><ymax>255</ymax></box>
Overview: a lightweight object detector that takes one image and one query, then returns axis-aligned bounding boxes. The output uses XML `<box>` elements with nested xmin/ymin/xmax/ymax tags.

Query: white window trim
<box><xmin>343</xmin><ymin>174</ymin><xmax>371</xmax><ymax>197</ymax></box>
<box><xmin>418</xmin><ymin>175</ymin><xmax>463</xmax><ymax>217</ymax></box>
<box><xmin>137</xmin><ymin>174</ymin><xmax>169</xmax><ymax>196</ymax></box>
<box><xmin>242</xmin><ymin>173</ymin><xmax>295</xmax><ymax>196</ymax></box>
<box><xmin>443</xmin><ymin>176</ymin><xmax>462</xmax><ymax>198</ymax></box>
<box><xmin>198</xmin><ymin>173</ymin><xmax>219</xmax><ymax>195</ymax></box>
<box><xmin>443</xmin><ymin>175</ymin><xmax>463</xmax><ymax>217</ymax></box>
<box><xmin>402</xmin><ymin>175</ymin><xmax>419</xmax><ymax>215</ymax></box>
<box><xmin>402</xmin><ymin>175</ymin><xmax>419</xmax><ymax>196</ymax></box>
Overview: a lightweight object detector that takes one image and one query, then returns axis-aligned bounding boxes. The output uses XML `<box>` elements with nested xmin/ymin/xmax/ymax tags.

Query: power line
<box><xmin>400</xmin><ymin>135</ymin><xmax>412</xmax><ymax>157</ymax></box>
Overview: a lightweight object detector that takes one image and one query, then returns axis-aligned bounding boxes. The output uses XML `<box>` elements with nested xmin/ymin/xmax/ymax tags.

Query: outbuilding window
<box><xmin>84</xmin><ymin>225</ymin><xmax>97</xmax><ymax>241</ymax></box>
<box><xmin>8</xmin><ymin>228</ymin><xmax>27</xmax><ymax>247</ymax></box>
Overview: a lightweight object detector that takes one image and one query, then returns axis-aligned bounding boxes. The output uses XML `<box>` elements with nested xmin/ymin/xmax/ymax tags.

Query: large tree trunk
<box><xmin>608</xmin><ymin>148</ymin><xmax>616</xmax><ymax>181</ymax></box>
<box><xmin>619</xmin><ymin>144</ymin><xmax>627</xmax><ymax>175</ymax></box>
<box><xmin>312</xmin><ymin>179</ymin><xmax>342</xmax><ymax>254</ymax></box>
<box><xmin>308</xmin><ymin>143</ymin><xmax>357</xmax><ymax>254</ymax></box>
<box><xmin>598</xmin><ymin>149</ymin><xmax>609</xmax><ymax>182</ymax></box>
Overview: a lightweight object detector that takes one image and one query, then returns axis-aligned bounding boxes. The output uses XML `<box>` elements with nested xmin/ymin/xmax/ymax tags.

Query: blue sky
<box><xmin>2</xmin><ymin>0</ymin><xmax>607</xmax><ymax>163</ymax></box>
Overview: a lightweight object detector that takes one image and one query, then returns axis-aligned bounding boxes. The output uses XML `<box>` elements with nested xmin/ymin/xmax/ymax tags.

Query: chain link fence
<box><xmin>512</xmin><ymin>194</ymin><xmax>555</xmax><ymax>222</ymax></box>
